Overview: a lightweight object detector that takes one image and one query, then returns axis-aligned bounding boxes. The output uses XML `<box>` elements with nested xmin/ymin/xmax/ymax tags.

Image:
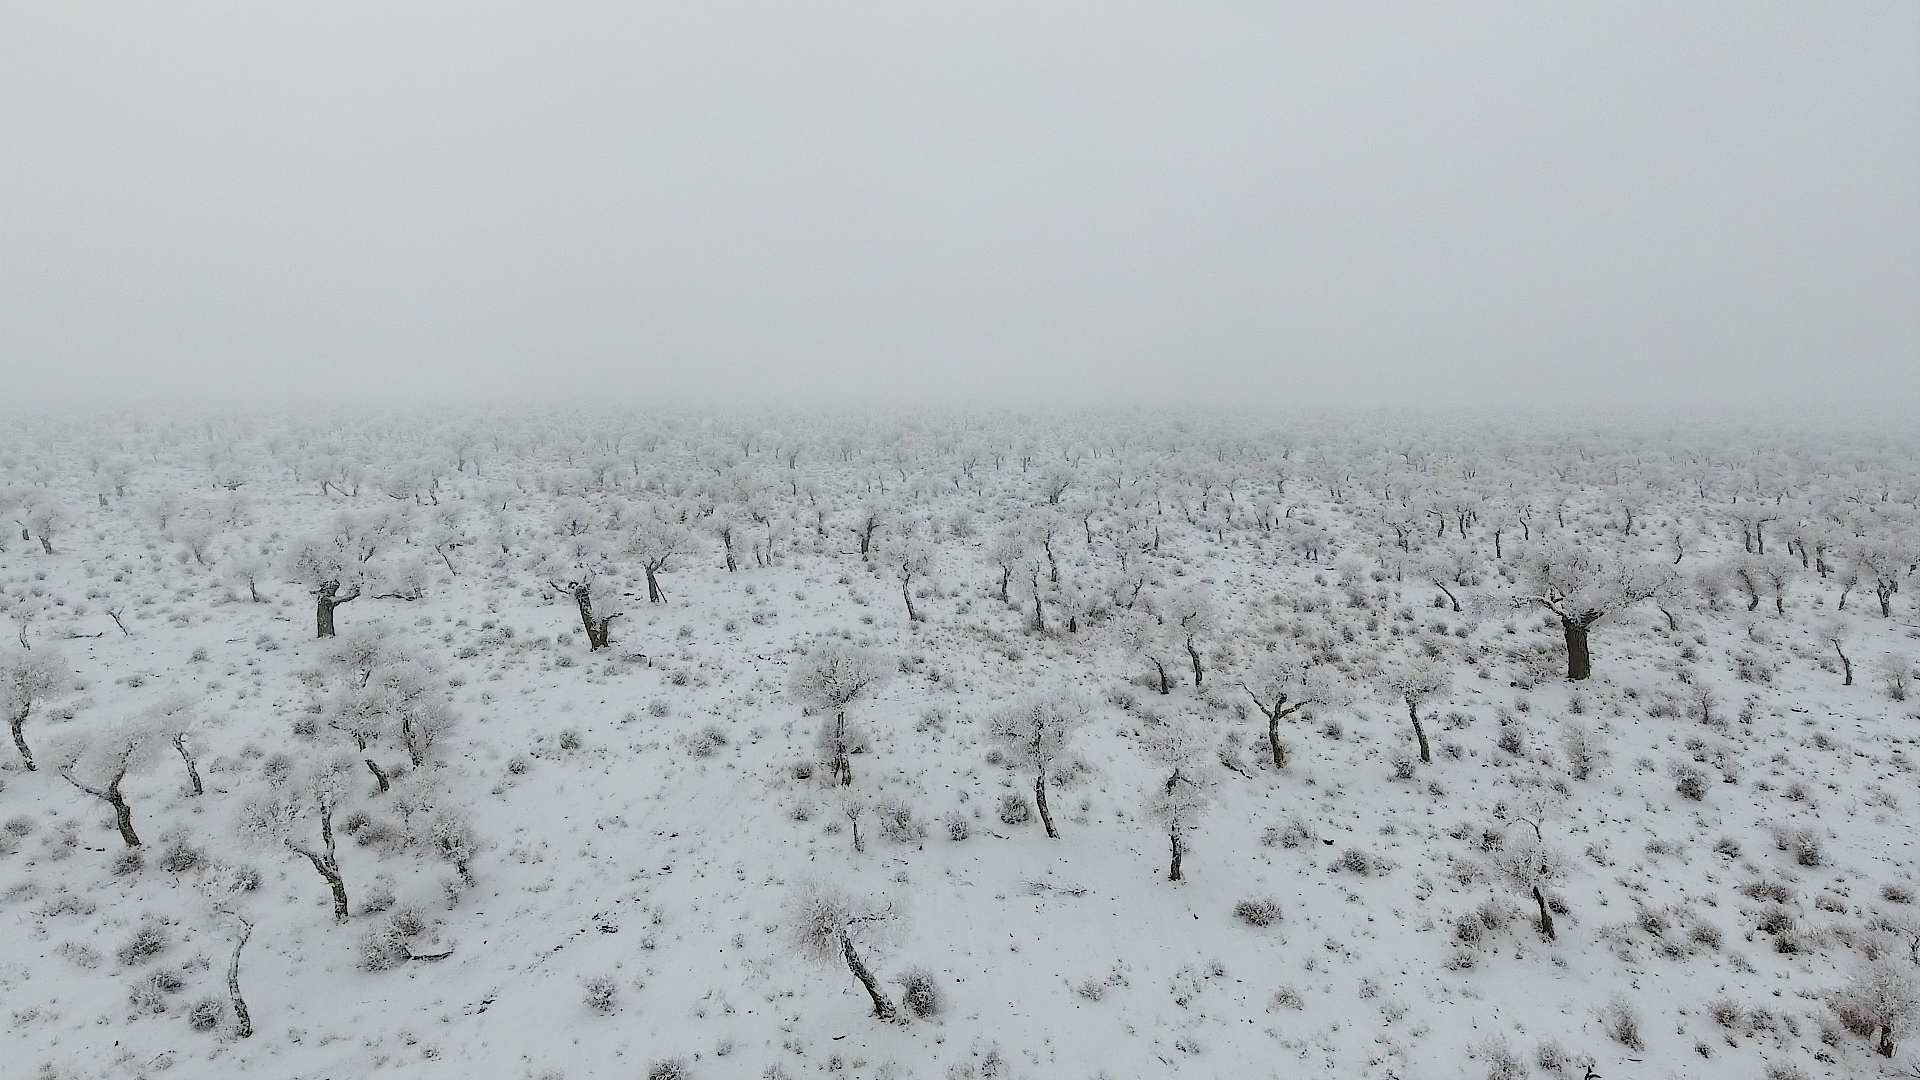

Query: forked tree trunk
<box><xmin>1034</xmin><ymin>772</ymin><xmax>1058</xmax><ymax>839</ymax></box>
<box><xmin>831</xmin><ymin>713</ymin><xmax>852</xmax><ymax>786</ymax></box>
<box><xmin>65</xmin><ymin>771</ymin><xmax>140</xmax><ymax>846</ymax></box>
<box><xmin>645</xmin><ymin>567</ymin><xmax>664</xmax><ymax>604</ymax></box>
<box><xmin>838</xmin><ymin>931</ymin><xmax>895</xmax><ymax>1020</ymax></box>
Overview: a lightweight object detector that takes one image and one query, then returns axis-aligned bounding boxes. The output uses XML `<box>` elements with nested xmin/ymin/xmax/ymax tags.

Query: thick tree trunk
<box><xmin>1408</xmin><ymin>700</ymin><xmax>1430</xmax><ymax>765</ymax></box>
<box><xmin>902</xmin><ymin>578</ymin><xmax>919</xmax><ymax>623</ymax></box>
<box><xmin>1154</xmin><ymin>660</ymin><xmax>1169</xmax><ymax>695</ymax></box>
<box><xmin>364</xmin><ymin>756</ymin><xmax>390</xmax><ymax>793</ymax></box>
<box><xmin>572</xmin><ymin>585</ymin><xmax>605</xmax><ymax>649</ymax></box>
<box><xmin>1533</xmin><ymin>885</ymin><xmax>1556</xmax><ymax>941</ymax></box>
<box><xmin>39</xmin><ymin>536</ymin><xmax>53</xmax><ymax>555</ymax></box>
<box><xmin>1562</xmin><ymin>619</ymin><xmax>1592</xmax><ymax>681</ymax></box>
<box><xmin>1168</xmin><ymin>832</ymin><xmax>1184</xmax><ymax>882</ymax></box>
<box><xmin>10</xmin><ymin>714</ymin><xmax>33</xmax><ymax>771</ymax></box>
<box><xmin>228</xmin><ymin>920</ymin><xmax>253</xmax><ymax>1038</ymax></box>
<box><xmin>1035</xmin><ymin>772</ymin><xmax>1058</xmax><ymax>839</ymax></box>
<box><xmin>839</xmin><ymin>932</ymin><xmax>895</xmax><ymax>1020</ymax></box>
<box><xmin>299</xmin><ymin>850</ymin><xmax>350</xmax><ymax>923</ymax></box>
<box><xmin>832</xmin><ymin>713</ymin><xmax>852</xmax><ymax>786</ymax></box>
<box><xmin>109</xmin><ymin>780</ymin><xmax>140</xmax><ymax>847</ymax></box>
<box><xmin>1187</xmin><ymin>643</ymin><xmax>1204</xmax><ymax>688</ymax></box>
<box><xmin>645</xmin><ymin>567</ymin><xmax>664</xmax><ymax>604</ymax></box>
<box><xmin>1267</xmin><ymin>715</ymin><xmax>1286</xmax><ymax>770</ymax></box>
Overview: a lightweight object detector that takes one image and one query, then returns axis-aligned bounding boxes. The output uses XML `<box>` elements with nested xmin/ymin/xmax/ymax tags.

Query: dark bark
<box><xmin>316</xmin><ymin>580</ymin><xmax>358</xmax><ymax>639</ymax></box>
<box><xmin>174</xmin><ymin>733</ymin><xmax>203</xmax><ymax>796</ymax></box>
<box><xmin>902</xmin><ymin>575</ymin><xmax>919</xmax><ymax>623</ymax></box>
<box><xmin>831</xmin><ymin>712</ymin><xmax>852</xmax><ymax>786</ymax></box>
<box><xmin>1186</xmin><ymin>642</ymin><xmax>1204</xmax><ymax>688</ymax></box>
<box><xmin>10</xmin><ymin>712</ymin><xmax>33</xmax><ymax>771</ymax></box>
<box><xmin>1153</xmin><ymin>660</ymin><xmax>1170</xmax><ymax>695</ymax></box>
<box><xmin>1168</xmin><ymin>831</ymin><xmax>1184</xmax><ymax>882</ymax></box>
<box><xmin>364</xmin><ymin>756</ymin><xmax>390</xmax><ymax>794</ymax></box>
<box><xmin>39</xmin><ymin>536</ymin><xmax>54</xmax><ymax>555</ymax></box>
<box><xmin>1267</xmin><ymin>714</ymin><xmax>1286</xmax><ymax>769</ymax></box>
<box><xmin>1408</xmin><ymin>699</ymin><xmax>1430</xmax><ymax>765</ymax></box>
<box><xmin>1562</xmin><ymin>618</ymin><xmax>1593</xmax><ymax>681</ymax></box>
<box><xmin>644</xmin><ymin>567</ymin><xmax>664</xmax><ymax>604</ymax></box>
<box><xmin>1833</xmin><ymin>640</ymin><xmax>1852</xmax><ymax>686</ymax></box>
<box><xmin>1533</xmin><ymin>885</ymin><xmax>1556</xmax><ymax>941</ymax></box>
<box><xmin>839</xmin><ymin>931</ymin><xmax>895</xmax><ymax>1020</ymax></box>
<box><xmin>228</xmin><ymin>918</ymin><xmax>254</xmax><ymax>1038</ymax></box>
<box><xmin>294</xmin><ymin>805</ymin><xmax>349</xmax><ymax>922</ymax></box>
<box><xmin>64</xmin><ymin>770</ymin><xmax>140</xmax><ymax>846</ymax></box>
<box><xmin>1035</xmin><ymin>772</ymin><xmax>1058</xmax><ymax>839</ymax></box>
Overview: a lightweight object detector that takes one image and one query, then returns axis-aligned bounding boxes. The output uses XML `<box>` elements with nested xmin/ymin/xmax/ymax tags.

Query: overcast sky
<box><xmin>3</xmin><ymin>4</ymin><xmax>1915</xmax><ymax>411</ymax></box>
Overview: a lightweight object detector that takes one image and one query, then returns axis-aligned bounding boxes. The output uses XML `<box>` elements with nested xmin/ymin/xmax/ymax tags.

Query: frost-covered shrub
<box><xmin>1234</xmin><ymin>898</ymin><xmax>1284</xmax><ymax>927</ymax></box>
<box><xmin>118</xmin><ymin>920</ymin><xmax>171</xmax><ymax>966</ymax></box>
<box><xmin>873</xmin><ymin>797</ymin><xmax>922</xmax><ymax>843</ymax></box>
<box><xmin>1670</xmin><ymin>762</ymin><xmax>1708</xmax><ymax>801</ymax></box>
<box><xmin>647</xmin><ymin>1057</ymin><xmax>690</xmax><ymax>1080</ymax></box>
<box><xmin>1772</xmin><ymin>826</ymin><xmax>1825</xmax><ymax>867</ymax></box>
<box><xmin>893</xmin><ymin>967</ymin><xmax>941</xmax><ymax>1018</ymax></box>
<box><xmin>583</xmin><ymin>974</ymin><xmax>620</xmax><ymax>1014</ymax></box>
<box><xmin>1263</xmin><ymin>819</ymin><xmax>1312</xmax><ymax>848</ymax></box>
<box><xmin>943</xmin><ymin>812</ymin><xmax>969</xmax><ymax>841</ymax></box>
<box><xmin>188</xmin><ymin>996</ymin><xmax>225</xmax><ymax>1031</ymax></box>
<box><xmin>1600</xmin><ymin>995</ymin><xmax>1644</xmax><ymax>1050</ymax></box>
<box><xmin>997</xmin><ymin>793</ymin><xmax>1031</xmax><ymax>825</ymax></box>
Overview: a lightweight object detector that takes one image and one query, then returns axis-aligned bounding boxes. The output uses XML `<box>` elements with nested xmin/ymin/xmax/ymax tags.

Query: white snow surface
<box><xmin>0</xmin><ymin>409</ymin><xmax>1915</xmax><ymax>1080</ymax></box>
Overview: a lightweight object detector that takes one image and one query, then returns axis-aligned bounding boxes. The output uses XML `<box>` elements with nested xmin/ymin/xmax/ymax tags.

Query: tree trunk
<box><xmin>175</xmin><ymin>735</ymin><xmax>203</xmax><ymax>795</ymax></box>
<box><xmin>1561</xmin><ymin>619</ymin><xmax>1592</xmax><ymax>681</ymax></box>
<box><xmin>39</xmin><ymin>536</ymin><xmax>53</xmax><ymax>555</ymax></box>
<box><xmin>10</xmin><ymin>714</ymin><xmax>33</xmax><ymax>771</ymax></box>
<box><xmin>1533</xmin><ymin>884</ymin><xmax>1556</xmax><ymax>941</ymax></box>
<box><xmin>1267</xmin><ymin>715</ymin><xmax>1286</xmax><ymax>770</ymax></box>
<box><xmin>1168</xmin><ymin>831</ymin><xmax>1184</xmax><ymax>882</ymax></box>
<box><xmin>299</xmin><ymin>850</ymin><xmax>350</xmax><ymax>923</ymax></box>
<box><xmin>572</xmin><ymin>585</ymin><xmax>605</xmax><ymax>649</ymax></box>
<box><xmin>1187</xmin><ymin>643</ymin><xmax>1204</xmax><ymax>688</ymax></box>
<box><xmin>832</xmin><ymin>713</ymin><xmax>852</xmax><ymax>786</ymax></box>
<box><xmin>902</xmin><ymin>578</ymin><xmax>919</xmax><ymax>623</ymax></box>
<box><xmin>1834</xmin><ymin>641</ymin><xmax>1852</xmax><ymax>686</ymax></box>
<box><xmin>228</xmin><ymin>919</ymin><xmax>254</xmax><ymax>1038</ymax></box>
<box><xmin>645</xmin><ymin>567</ymin><xmax>664</xmax><ymax>604</ymax></box>
<box><xmin>1154</xmin><ymin>660</ymin><xmax>1169</xmax><ymax>695</ymax></box>
<box><xmin>1408</xmin><ymin>700</ymin><xmax>1430</xmax><ymax>765</ymax></box>
<box><xmin>1878</xmin><ymin>1023</ymin><xmax>1895</xmax><ymax>1058</ymax></box>
<box><xmin>364</xmin><ymin>756</ymin><xmax>390</xmax><ymax>794</ymax></box>
<box><xmin>1035</xmin><ymin>772</ymin><xmax>1058</xmax><ymax>839</ymax></box>
<box><xmin>109</xmin><ymin>778</ymin><xmax>140</xmax><ymax>846</ymax></box>
<box><xmin>839</xmin><ymin>931</ymin><xmax>895</xmax><ymax>1020</ymax></box>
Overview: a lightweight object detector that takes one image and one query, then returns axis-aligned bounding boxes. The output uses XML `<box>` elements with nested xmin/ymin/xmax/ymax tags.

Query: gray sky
<box><xmin>4</xmin><ymin>3</ymin><xmax>1915</xmax><ymax>410</ymax></box>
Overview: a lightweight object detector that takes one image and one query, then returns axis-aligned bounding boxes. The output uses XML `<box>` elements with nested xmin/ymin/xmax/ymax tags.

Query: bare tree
<box><xmin>2</xmin><ymin>646</ymin><xmax>71</xmax><ymax>771</ymax></box>
<box><xmin>789</xmin><ymin>643</ymin><xmax>892</xmax><ymax>786</ymax></box>
<box><xmin>1160</xmin><ymin>586</ymin><xmax>1222</xmax><ymax>688</ymax></box>
<box><xmin>1830</xmin><ymin>958</ymin><xmax>1919</xmax><ymax>1058</ymax></box>
<box><xmin>52</xmin><ymin>719</ymin><xmax>164</xmax><ymax>847</ymax></box>
<box><xmin>234</xmin><ymin>757</ymin><xmax>359</xmax><ymax>922</ymax></box>
<box><xmin>1492</xmin><ymin>832</ymin><xmax>1568</xmax><ymax>941</ymax></box>
<box><xmin>1239</xmin><ymin>650</ymin><xmax>1348</xmax><ymax>770</ymax></box>
<box><xmin>987</xmin><ymin>690</ymin><xmax>1090</xmax><ymax>839</ymax></box>
<box><xmin>783</xmin><ymin>878</ymin><xmax>906</xmax><ymax>1021</ymax></box>
<box><xmin>1512</xmin><ymin>540</ymin><xmax>1663</xmax><ymax>680</ymax></box>
<box><xmin>626</xmin><ymin>511</ymin><xmax>692</xmax><ymax>603</ymax></box>
<box><xmin>1381</xmin><ymin>655</ymin><xmax>1450</xmax><ymax>766</ymax></box>
<box><xmin>286</xmin><ymin>515</ymin><xmax>387</xmax><ymax>638</ymax></box>
<box><xmin>1142</xmin><ymin>717</ymin><xmax>1217</xmax><ymax>881</ymax></box>
<box><xmin>893</xmin><ymin>541</ymin><xmax>934</xmax><ymax>624</ymax></box>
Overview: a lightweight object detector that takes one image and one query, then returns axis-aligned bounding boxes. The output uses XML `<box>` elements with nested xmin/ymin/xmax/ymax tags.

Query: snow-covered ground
<box><xmin>1</xmin><ymin>409</ymin><xmax>1915</xmax><ymax>1080</ymax></box>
